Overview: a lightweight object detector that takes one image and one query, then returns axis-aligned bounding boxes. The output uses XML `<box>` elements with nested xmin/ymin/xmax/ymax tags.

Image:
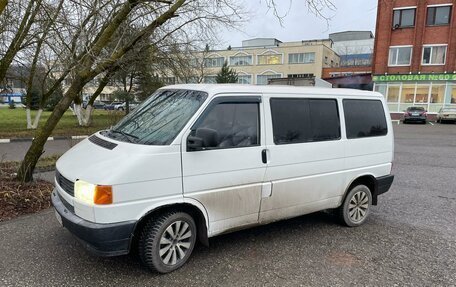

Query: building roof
<box><xmin>329</xmin><ymin>31</ymin><xmax>374</xmax><ymax>42</ymax></box>
<box><xmin>162</xmin><ymin>84</ymin><xmax>380</xmax><ymax>98</ymax></box>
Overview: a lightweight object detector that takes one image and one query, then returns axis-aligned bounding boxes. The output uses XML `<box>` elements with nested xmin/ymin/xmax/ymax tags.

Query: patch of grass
<box><xmin>0</xmin><ymin>108</ymin><xmax>124</xmax><ymax>138</ymax></box>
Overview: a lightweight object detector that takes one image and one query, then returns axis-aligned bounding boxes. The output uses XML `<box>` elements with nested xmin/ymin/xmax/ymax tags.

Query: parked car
<box><xmin>83</xmin><ymin>101</ymin><xmax>106</xmax><ymax>109</ymax></box>
<box><xmin>403</xmin><ymin>106</ymin><xmax>427</xmax><ymax>124</ymax></box>
<box><xmin>436</xmin><ymin>107</ymin><xmax>456</xmax><ymax>123</ymax></box>
<box><xmin>104</xmin><ymin>101</ymin><xmax>123</xmax><ymax>110</ymax></box>
<box><xmin>117</xmin><ymin>102</ymin><xmax>140</xmax><ymax>111</ymax></box>
<box><xmin>52</xmin><ymin>85</ymin><xmax>394</xmax><ymax>273</ymax></box>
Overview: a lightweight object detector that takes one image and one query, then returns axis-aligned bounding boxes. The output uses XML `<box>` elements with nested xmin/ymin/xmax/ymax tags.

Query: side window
<box><xmin>192</xmin><ymin>102</ymin><xmax>259</xmax><ymax>149</ymax></box>
<box><xmin>309</xmin><ymin>99</ymin><xmax>340</xmax><ymax>141</ymax></box>
<box><xmin>343</xmin><ymin>99</ymin><xmax>388</xmax><ymax>139</ymax></box>
<box><xmin>270</xmin><ymin>98</ymin><xmax>340</xmax><ymax>144</ymax></box>
<box><xmin>270</xmin><ymin>98</ymin><xmax>310</xmax><ymax>144</ymax></box>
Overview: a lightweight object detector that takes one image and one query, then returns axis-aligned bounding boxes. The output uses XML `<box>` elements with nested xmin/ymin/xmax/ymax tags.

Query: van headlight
<box><xmin>74</xmin><ymin>180</ymin><xmax>113</xmax><ymax>205</ymax></box>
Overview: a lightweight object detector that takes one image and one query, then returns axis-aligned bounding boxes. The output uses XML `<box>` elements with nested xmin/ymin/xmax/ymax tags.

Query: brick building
<box><xmin>372</xmin><ymin>0</ymin><xmax>456</xmax><ymax>117</ymax></box>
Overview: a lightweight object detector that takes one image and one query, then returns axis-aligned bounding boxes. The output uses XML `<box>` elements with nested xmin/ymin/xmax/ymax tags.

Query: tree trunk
<box><xmin>31</xmin><ymin>109</ymin><xmax>43</xmax><ymax>129</ymax></box>
<box><xmin>26</xmin><ymin>108</ymin><xmax>32</xmax><ymax>129</ymax></box>
<box><xmin>82</xmin><ymin>105</ymin><xmax>94</xmax><ymax>126</ymax></box>
<box><xmin>74</xmin><ymin>104</ymin><xmax>83</xmax><ymax>126</ymax></box>
<box><xmin>16</xmin><ymin>80</ymin><xmax>83</xmax><ymax>182</ymax></box>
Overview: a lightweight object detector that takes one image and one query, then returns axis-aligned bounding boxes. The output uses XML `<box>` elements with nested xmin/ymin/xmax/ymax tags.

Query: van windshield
<box><xmin>105</xmin><ymin>89</ymin><xmax>207</xmax><ymax>145</ymax></box>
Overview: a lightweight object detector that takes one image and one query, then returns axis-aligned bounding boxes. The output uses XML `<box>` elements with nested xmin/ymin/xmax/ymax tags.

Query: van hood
<box><xmin>56</xmin><ymin>133</ymin><xmax>182</xmax><ymax>185</ymax></box>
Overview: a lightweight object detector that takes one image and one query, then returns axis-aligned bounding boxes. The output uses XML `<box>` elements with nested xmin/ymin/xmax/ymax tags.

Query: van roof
<box><xmin>161</xmin><ymin>84</ymin><xmax>381</xmax><ymax>98</ymax></box>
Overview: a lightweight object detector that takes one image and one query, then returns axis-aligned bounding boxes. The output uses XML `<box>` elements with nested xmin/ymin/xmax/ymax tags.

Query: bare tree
<box><xmin>24</xmin><ymin>0</ymin><xmax>64</xmax><ymax>129</ymax></box>
<box><xmin>14</xmin><ymin>0</ymin><xmax>337</xmax><ymax>181</ymax></box>
<box><xmin>17</xmin><ymin>0</ymin><xmax>244</xmax><ymax>182</ymax></box>
<box><xmin>0</xmin><ymin>0</ymin><xmax>43</xmax><ymax>81</ymax></box>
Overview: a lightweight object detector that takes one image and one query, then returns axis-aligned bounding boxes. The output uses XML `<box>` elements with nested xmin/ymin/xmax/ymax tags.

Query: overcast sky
<box><xmin>217</xmin><ymin>0</ymin><xmax>378</xmax><ymax>48</ymax></box>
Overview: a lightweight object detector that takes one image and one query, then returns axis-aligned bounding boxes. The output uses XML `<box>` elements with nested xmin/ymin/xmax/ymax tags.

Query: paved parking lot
<box><xmin>1</xmin><ymin>123</ymin><xmax>456</xmax><ymax>286</ymax></box>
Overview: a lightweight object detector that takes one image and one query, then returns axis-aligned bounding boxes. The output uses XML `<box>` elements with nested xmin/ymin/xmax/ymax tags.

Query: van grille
<box><xmin>56</xmin><ymin>170</ymin><xmax>74</xmax><ymax>197</ymax></box>
<box><xmin>89</xmin><ymin>135</ymin><xmax>118</xmax><ymax>150</ymax></box>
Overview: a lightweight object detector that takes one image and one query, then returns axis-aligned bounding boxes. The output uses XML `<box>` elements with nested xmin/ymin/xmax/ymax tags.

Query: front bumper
<box><xmin>51</xmin><ymin>189</ymin><xmax>136</xmax><ymax>257</ymax></box>
<box><xmin>440</xmin><ymin>115</ymin><xmax>456</xmax><ymax>121</ymax></box>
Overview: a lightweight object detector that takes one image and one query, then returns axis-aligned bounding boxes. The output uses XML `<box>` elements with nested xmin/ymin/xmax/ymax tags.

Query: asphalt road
<box><xmin>0</xmin><ymin>138</ymin><xmax>81</xmax><ymax>161</ymax></box>
<box><xmin>1</xmin><ymin>123</ymin><xmax>456</xmax><ymax>286</ymax></box>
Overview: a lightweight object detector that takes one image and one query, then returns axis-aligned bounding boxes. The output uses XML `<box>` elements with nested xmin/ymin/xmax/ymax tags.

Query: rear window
<box><xmin>343</xmin><ymin>99</ymin><xmax>388</xmax><ymax>139</ymax></box>
<box><xmin>270</xmin><ymin>98</ymin><xmax>340</xmax><ymax>144</ymax></box>
<box><xmin>408</xmin><ymin>107</ymin><xmax>425</xmax><ymax>111</ymax></box>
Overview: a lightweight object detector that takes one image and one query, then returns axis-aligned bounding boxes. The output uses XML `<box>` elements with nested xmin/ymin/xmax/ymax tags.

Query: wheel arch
<box><xmin>343</xmin><ymin>174</ymin><xmax>378</xmax><ymax>206</ymax></box>
<box><xmin>131</xmin><ymin>201</ymin><xmax>209</xmax><ymax>254</ymax></box>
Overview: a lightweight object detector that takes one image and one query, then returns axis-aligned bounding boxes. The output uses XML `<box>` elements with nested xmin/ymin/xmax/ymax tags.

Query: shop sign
<box><xmin>373</xmin><ymin>73</ymin><xmax>456</xmax><ymax>82</ymax></box>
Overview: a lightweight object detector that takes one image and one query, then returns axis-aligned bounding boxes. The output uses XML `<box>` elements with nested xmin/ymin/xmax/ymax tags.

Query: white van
<box><xmin>52</xmin><ymin>84</ymin><xmax>394</xmax><ymax>273</ymax></box>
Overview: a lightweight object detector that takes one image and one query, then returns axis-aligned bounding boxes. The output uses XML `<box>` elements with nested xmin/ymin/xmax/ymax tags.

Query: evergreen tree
<box><xmin>216</xmin><ymin>61</ymin><xmax>238</xmax><ymax>83</ymax></box>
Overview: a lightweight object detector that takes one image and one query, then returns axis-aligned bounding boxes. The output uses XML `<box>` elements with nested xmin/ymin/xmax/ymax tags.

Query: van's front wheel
<box><xmin>139</xmin><ymin>211</ymin><xmax>197</xmax><ymax>273</ymax></box>
<box><xmin>338</xmin><ymin>185</ymin><xmax>372</xmax><ymax>227</ymax></box>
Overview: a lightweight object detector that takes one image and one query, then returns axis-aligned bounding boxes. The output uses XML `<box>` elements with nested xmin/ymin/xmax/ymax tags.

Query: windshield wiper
<box><xmin>110</xmin><ymin>129</ymin><xmax>139</xmax><ymax>143</ymax></box>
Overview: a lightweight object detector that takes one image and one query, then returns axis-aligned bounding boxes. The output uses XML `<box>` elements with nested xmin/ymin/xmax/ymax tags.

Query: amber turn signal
<box><xmin>94</xmin><ymin>185</ymin><xmax>113</xmax><ymax>205</ymax></box>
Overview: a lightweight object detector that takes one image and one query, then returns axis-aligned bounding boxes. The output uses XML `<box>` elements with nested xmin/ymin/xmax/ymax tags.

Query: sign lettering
<box><xmin>372</xmin><ymin>74</ymin><xmax>456</xmax><ymax>82</ymax></box>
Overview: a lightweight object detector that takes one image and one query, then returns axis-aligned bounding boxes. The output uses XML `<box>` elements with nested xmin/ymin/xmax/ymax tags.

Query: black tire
<box><xmin>138</xmin><ymin>211</ymin><xmax>197</xmax><ymax>273</ymax></box>
<box><xmin>118</xmin><ymin>107</ymin><xmax>124</xmax><ymax>111</ymax></box>
<box><xmin>338</xmin><ymin>185</ymin><xmax>372</xmax><ymax>227</ymax></box>
<box><xmin>403</xmin><ymin>120</ymin><xmax>407</xmax><ymax>124</ymax></box>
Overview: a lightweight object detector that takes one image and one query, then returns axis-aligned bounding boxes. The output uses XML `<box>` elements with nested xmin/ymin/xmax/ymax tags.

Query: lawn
<box><xmin>0</xmin><ymin>107</ymin><xmax>124</xmax><ymax>138</ymax></box>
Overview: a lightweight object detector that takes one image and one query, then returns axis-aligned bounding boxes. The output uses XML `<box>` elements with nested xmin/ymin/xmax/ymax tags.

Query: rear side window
<box><xmin>343</xmin><ymin>99</ymin><xmax>388</xmax><ymax>139</ymax></box>
<box><xmin>270</xmin><ymin>98</ymin><xmax>340</xmax><ymax>144</ymax></box>
<box><xmin>309</xmin><ymin>99</ymin><xmax>340</xmax><ymax>142</ymax></box>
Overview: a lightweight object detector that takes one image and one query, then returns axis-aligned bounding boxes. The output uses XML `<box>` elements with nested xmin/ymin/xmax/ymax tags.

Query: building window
<box><xmin>387</xmin><ymin>85</ymin><xmax>400</xmax><ymax>102</ymax></box>
<box><xmin>450</xmin><ymin>85</ymin><xmax>456</xmax><ymax>104</ymax></box>
<box><xmin>393</xmin><ymin>8</ymin><xmax>416</xmax><ymax>28</ymax></box>
<box><xmin>422</xmin><ymin>45</ymin><xmax>447</xmax><ymax>65</ymax></box>
<box><xmin>237</xmin><ymin>75</ymin><xmax>252</xmax><ymax>84</ymax></box>
<box><xmin>203</xmin><ymin>76</ymin><xmax>217</xmax><ymax>83</ymax></box>
<box><xmin>204</xmin><ymin>57</ymin><xmax>224</xmax><ymax>68</ymax></box>
<box><xmin>230</xmin><ymin>55</ymin><xmax>252</xmax><ymax>66</ymax></box>
<box><xmin>288</xmin><ymin>53</ymin><xmax>315</xmax><ymax>64</ymax></box>
<box><xmin>430</xmin><ymin>84</ymin><xmax>446</xmax><ymax>104</ymax></box>
<box><xmin>400</xmin><ymin>84</ymin><xmax>416</xmax><ymax>104</ymax></box>
<box><xmin>257</xmin><ymin>73</ymin><xmax>281</xmax><ymax>85</ymax></box>
<box><xmin>288</xmin><ymin>74</ymin><xmax>314</xmax><ymax>78</ymax></box>
<box><xmin>427</xmin><ymin>6</ymin><xmax>452</xmax><ymax>26</ymax></box>
<box><xmin>258</xmin><ymin>54</ymin><xmax>282</xmax><ymax>65</ymax></box>
<box><xmin>388</xmin><ymin>46</ymin><xmax>412</xmax><ymax>66</ymax></box>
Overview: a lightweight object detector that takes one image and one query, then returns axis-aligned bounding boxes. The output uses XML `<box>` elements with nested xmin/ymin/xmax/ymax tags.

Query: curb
<box><xmin>0</xmin><ymin>135</ymin><xmax>88</xmax><ymax>144</ymax></box>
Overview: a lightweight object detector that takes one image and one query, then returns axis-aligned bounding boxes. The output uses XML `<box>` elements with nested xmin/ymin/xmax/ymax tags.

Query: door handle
<box><xmin>261</xmin><ymin>149</ymin><xmax>267</xmax><ymax>164</ymax></box>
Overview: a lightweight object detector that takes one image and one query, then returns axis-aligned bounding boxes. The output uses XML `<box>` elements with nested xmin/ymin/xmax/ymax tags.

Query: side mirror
<box><xmin>187</xmin><ymin>128</ymin><xmax>218</xmax><ymax>151</ymax></box>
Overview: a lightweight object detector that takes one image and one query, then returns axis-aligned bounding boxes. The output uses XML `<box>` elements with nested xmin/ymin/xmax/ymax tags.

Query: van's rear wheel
<box><xmin>139</xmin><ymin>211</ymin><xmax>197</xmax><ymax>273</ymax></box>
<box><xmin>338</xmin><ymin>185</ymin><xmax>372</xmax><ymax>227</ymax></box>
